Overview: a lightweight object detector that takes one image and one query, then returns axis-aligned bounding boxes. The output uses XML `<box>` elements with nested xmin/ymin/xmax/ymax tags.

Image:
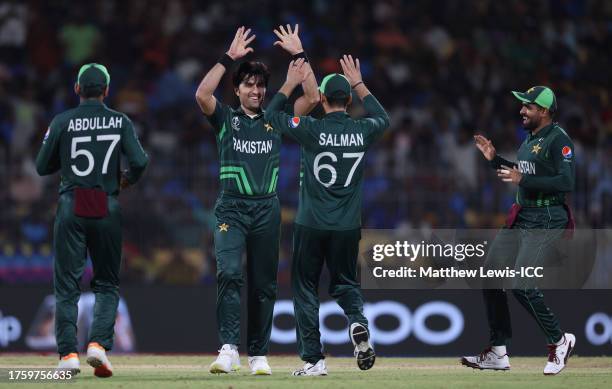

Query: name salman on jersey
<box><xmin>518</xmin><ymin>160</ymin><xmax>536</xmax><ymax>175</ymax></box>
<box><xmin>67</xmin><ymin>116</ymin><xmax>123</xmax><ymax>132</ymax></box>
<box><xmin>319</xmin><ymin>132</ymin><xmax>364</xmax><ymax>147</ymax></box>
<box><xmin>232</xmin><ymin>137</ymin><xmax>273</xmax><ymax>154</ymax></box>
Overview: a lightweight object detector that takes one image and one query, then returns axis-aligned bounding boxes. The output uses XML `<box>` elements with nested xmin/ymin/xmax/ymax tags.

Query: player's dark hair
<box><xmin>232</xmin><ymin>61</ymin><xmax>270</xmax><ymax>88</ymax></box>
<box><xmin>79</xmin><ymin>85</ymin><xmax>105</xmax><ymax>98</ymax></box>
<box><xmin>326</xmin><ymin>94</ymin><xmax>350</xmax><ymax>109</ymax></box>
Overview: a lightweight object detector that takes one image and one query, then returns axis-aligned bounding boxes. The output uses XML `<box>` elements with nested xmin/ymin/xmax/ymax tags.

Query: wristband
<box><xmin>351</xmin><ymin>81</ymin><xmax>364</xmax><ymax>89</ymax></box>
<box><xmin>218</xmin><ymin>53</ymin><xmax>235</xmax><ymax>69</ymax></box>
<box><xmin>291</xmin><ymin>51</ymin><xmax>309</xmax><ymax>63</ymax></box>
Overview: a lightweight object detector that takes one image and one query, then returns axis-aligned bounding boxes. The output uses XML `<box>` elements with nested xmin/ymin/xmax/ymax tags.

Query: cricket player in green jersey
<box><xmin>36</xmin><ymin>63</ymin><xmax>149</xmax><ymax>377</ymax></box>
<box><xmin>195</xmin><ymin>25</ymin><xmax>319</xmax><ymax>375</ymax></box>
<box><xmin>461</xmin><ymin>86</ymin><xmax>576</xmax><ymax>375</ymax></box>
<box><xmin>265</xmin><ymin>55</ymin><xmax>390</xmax><ymax>376</ymax></box>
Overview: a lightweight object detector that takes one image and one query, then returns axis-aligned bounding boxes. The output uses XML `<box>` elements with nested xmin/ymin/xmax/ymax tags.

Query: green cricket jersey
<box><xmin>36</xmin><ymin>100</ymin><xmax>149</xmax><ymax>194</ymax></box>
<box><xmin>492</xmin><ymin>123</ymin><xmax>575</xmax><ymax>206</ymax></box>
<box><xmin>206</xmin><ymin>100</ymin><xmax>284</xmax><ymax>197</ymax></box>
<box><xmin>264</xmin><ymin>92</ymin><xmax>390</xmax><ymax>230</ymax></box>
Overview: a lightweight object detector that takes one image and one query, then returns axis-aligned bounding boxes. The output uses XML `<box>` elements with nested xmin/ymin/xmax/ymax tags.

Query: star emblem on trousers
<box><xmin>218</xmin><ymin>223</ymin><xmax>229</xmax><ymax>232</ymax></box>
<box><xmin>531</xmin><ymin>144</ymin><xmax>542</xmax><ymax>154</ymax></box>
<box><xmin>264</xmin><ymin>123</ymin><xmax>274</xmax><ymax>132</ymax></box>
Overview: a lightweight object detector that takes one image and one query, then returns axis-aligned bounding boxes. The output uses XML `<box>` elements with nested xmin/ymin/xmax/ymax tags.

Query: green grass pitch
<box><xmin>1</xmin><ymin>354</ymin><xmax>611</xmax><ymax>388</ymax></box>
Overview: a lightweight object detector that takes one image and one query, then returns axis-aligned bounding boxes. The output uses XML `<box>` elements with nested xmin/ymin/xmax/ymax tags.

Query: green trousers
<box><xmin>291</xmin><ymin>224</ymin><xmax>368</xmax><ymax>364</ymax></box>
<box><xmin>213</xmin><ymin>193</ymin><xmax>280</xmax><ymax>356</ymax></box>
<box><xmin>484</xmin><ymin>205</ymin><xmax>567</xmax><ymax>346</ymax></box>
<box><xmin>54</xmin><ymin>192</ymin><xmax>122</xmax><ymax>356</ymax></box>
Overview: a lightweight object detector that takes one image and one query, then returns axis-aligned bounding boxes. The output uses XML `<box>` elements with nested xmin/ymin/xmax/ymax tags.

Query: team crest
<box><xmin>562</xmin><ymin>146</ymin><xmax>572</xmax><ymax>159</ymax></box>
<box><xmin>231</xmin><ymin>116</ymin><xmax>240</xmax><ymax>131</ymax></box>
<box><xmin>289</xmin><ymin>116</ymin><xmax>300</xmax><ymax>128</ymax></box>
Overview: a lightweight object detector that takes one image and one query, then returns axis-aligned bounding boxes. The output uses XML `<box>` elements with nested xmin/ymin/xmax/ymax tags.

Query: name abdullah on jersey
<box><xmin>68</xmin><ymin>116</ymin><xmax>124</xmax><ymax>132</ymax></box>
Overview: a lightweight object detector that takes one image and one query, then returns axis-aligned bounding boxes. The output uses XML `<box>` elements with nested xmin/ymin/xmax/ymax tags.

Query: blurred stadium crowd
<box><xmin>1</xmin><ymin>0</ymin><xmax>611</xmax><ymax>285</ymax></box>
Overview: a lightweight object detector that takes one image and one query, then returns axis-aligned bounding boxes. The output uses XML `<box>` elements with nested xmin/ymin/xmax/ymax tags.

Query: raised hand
<box><xmin>227</xmin><ymin>26</ymin><xmax>256</xmax><ymax>60</ymax></box>
<box><xmin>273</xmin><ymin>24</ymin><xmax>303</xmax><ymax>55</ymax></box>
<box><xmin>286</xmin><ymin>58</ymin><xmax>307</xmax><ymax>87</ymax></box>
<box><xmin>339</xmin><ymin>55</ymin><xmax>362</xmax><ymax>87</ymax></box>
<box><xmin>474</xmin><ymin>134</ymin><xmax>496</xmax><ymax>161</ymax></box>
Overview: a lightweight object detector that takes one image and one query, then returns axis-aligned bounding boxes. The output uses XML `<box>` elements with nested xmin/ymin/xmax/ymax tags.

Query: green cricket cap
<box><xmin>511</xmin><ymin>86</ymin><xmax>557</xmax><ymax>112</ymax></box>
<box><xmin>77</xmin><ymin>63</ymin><xmax>110</xmax><ymax>89</ymax></box>
<box><xmin>319</xmin><ymin>73</ymin><xmax>351</xmax><ymax>99</ymax></box>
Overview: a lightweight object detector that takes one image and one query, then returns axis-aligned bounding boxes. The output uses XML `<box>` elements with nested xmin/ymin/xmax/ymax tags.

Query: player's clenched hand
<box><xmin>474</xmin><ymin>134</ymin><xmax>496</xmax><ymax>161</ymax></box>
<box><xmin>227</xmin><ymin>26</ymin><xmax>255</xmax><ymax>60</ymax></box>
<box><xmin>340</xmin><ymin>55</ymin><xmax>362</xmax><ymax>87</ymax></box>
<box><xmin>286</xmin><ymin>58</ymin><xmax>307</xmax><ymax>87</ymax></box>
<box><xmin>497</xmin><ymin>165</ymin><xmax>522</xmax><ymax>185</ymax></box>
<box><xmin>273</xmin><ymin>24</ymin><xmax>303</xmax><ymax>55</ymax></box>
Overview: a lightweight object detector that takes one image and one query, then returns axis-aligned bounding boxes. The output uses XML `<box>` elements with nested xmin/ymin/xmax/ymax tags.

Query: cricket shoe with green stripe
<box><xmin>248</xmin><ymin>356</ymin><xmax>271</xmax><ymax>375</ymax></box>
<box><xmin>209</xmin><ymin>344</ymin><xmax>241</xmax><ymax>374</ymax></box>
<box><xmin>350</xmin><ymin>322</ymin><xmax>375</xmax><ymax>370</ymax></box>
<box><xmin>461</xmin><ymin>347</ymin><xmax>510</xmax><ymax>370</ymax></box>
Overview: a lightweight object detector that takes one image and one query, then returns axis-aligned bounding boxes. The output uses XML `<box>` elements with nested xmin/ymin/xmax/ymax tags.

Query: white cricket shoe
<box><xmin>544</xmin><ymin>333</ymin><xmax>576</xmax><ymax>375</ymax></box>
<box><xmin>209</xmin><ymin>344</ymin><xmax>241</xmax><ymax>374</ymax></box>
<box><xmin>350</xmin><ymin>322</ymin><xmax>376</xmax><ymax>370</ymax></box>
<box><xmin>461</xmin><ymin>347</ymin><xmax>511</xmax><ymax>370</ymax></box>
<box><xmin>248</xmin><ymin>356</ymin><xmax>272</xmax><ymax>375</ymax></box>
<box><xmin>86</xmin><ymin>342</ymin><xmax>113</xmax><ymax>378</ymax></box>
<box><xmin>56</xmin><ymin>353</ymin><xmax>80</xmax><ymax>375</ymax></box>
<box><xmin>292</xmin><ymin>359</ymin><xmax>328</xmax><ymax>376</ymax></box>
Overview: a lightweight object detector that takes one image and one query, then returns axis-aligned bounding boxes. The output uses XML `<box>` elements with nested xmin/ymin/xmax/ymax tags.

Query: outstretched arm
<box><xmin>195</xmin><ymin>26</ymin><xmax>255</xmax><ymax>116</ymax></box>
<box><xmin>340</xmin><ymin>54</ymin><xmax>390</xmax><ymax>131</ymax></box>
<box><xmin>265</xmin><ymin>59</ymin><xmax>317</xmax><ymax>143</ymax></box>
<box><xmin>474</xmin><ymin>134</ymin><xmax>518</xmax><ymax>169</ymax></box>
<box><xmin>277</xmin><ymin>58</ymin><xmax>308</xmax><ymax>100</ymax></box>
<box><xmin>273</xmin><ymin>24</ymin><xmax>320</xmax><ymax>115</ymax></box>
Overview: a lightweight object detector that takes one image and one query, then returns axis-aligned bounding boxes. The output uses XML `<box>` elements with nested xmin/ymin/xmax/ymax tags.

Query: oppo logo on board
<box><xmin>271</xmin><ymin>300</ymin><xmax>464</xmax><ymax>346</ymax></box>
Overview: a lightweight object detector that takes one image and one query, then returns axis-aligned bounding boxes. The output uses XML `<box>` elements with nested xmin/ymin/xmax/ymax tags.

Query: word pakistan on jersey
<box><xmin>232</xmin><ymin>137</ymin><xmax>273</xmax><ymax>154</ymax></box>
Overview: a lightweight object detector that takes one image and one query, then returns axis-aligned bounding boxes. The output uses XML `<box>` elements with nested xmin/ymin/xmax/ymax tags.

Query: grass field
<box><xmin>1</xmin><ymin>354</ymin><xmax>611</xmax><ymax>388</ymax></box>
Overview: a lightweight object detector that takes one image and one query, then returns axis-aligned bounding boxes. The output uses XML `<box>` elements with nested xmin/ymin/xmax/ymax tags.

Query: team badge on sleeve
<box><xmin>289</xmin><ymin>116</ymin><xmax>300</xmax><ymax>128</ymax></box>
<box><xmin>562</xmin><ymin>146</ymin><xmax>572</xmax><ymax>159</ymax></box>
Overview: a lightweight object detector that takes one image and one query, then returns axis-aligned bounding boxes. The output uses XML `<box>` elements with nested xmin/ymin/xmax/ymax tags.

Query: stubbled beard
<box><xmin>523</xmin><ymin>117</ymin><xmax>539</xmax><ymax>131</ymax></box>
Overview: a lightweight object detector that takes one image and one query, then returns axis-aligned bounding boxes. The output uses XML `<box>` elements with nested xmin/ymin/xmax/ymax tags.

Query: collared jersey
<box><xmin>264</xmin><ymin>93</ymin><xmax>390</xmax><ymax>230</ymax></box>
<box><xmin>493</xmin><ymin>123</ymin><xmax>575</xmax><ymax>207</ymax></box>
<box><xmin>207</xmin><ymin>100</ymin><xmax>286</xmax><ymax>197</ymax></box>
<box><xmin>35</xmin><ymin>100</ymin><xmax>149</xmax><ymax>195</ymax></box>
